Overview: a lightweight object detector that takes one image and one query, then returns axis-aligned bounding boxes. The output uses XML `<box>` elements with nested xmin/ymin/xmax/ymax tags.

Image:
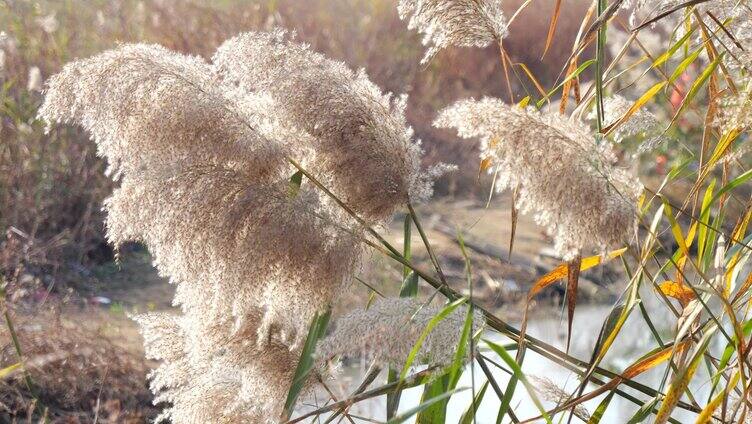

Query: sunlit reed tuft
<box><xmin>38</xmin><ymin>22</ymin><xmax>453</xmax><ymax>419</ymax></box>
<box><xmin>315</xmin><ymin>297</ymin><xmax>483</xmax><ymax>371</ymax></box>
<box><xmin>435</xmin><ymin>98</ymin><xmax>642</xmax><ymax>259</ymax></box>
<box><xmin>213</xmin><ymin>30</ymin><xmax>452</xmax><ymax>222</ymax></box>
<box><xmin>397</xmin><ymin>0</ymin><xmax>508</xmax><ymax>64</ymax></box>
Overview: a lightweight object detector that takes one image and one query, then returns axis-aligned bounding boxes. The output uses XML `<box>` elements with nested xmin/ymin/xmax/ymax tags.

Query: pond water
<box><xmin>299</xmin><ymin>294</ymin><xmax>722</xmax><ymax>423</ymax></box>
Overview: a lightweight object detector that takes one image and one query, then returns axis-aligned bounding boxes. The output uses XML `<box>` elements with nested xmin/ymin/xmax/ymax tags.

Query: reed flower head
<box><xmin>435</xmin><ymin>98</ymin><xmax>642</xmax><ymax>259</ymax></box>
<box><xmin>590</xmin><ymin>95</ymin><xmax>667</xmax><ymax>152</ymax></box>
<box><xmin>35</xmin><ymin>13</ymin><xmax>59</xmax><ymax>34</ymax></box>
<box><xmin>134</xmin><ymin>308</ymin><xmax>309</xmax><ymax>423</ymax></box>
<box><xmin>316</xmin><ymin>297</ymin><xmax>484</xmax><ymax>370</ymax></box>
<box><xmin>41</xmin><ymin>29</ymin><xmax>445</xmax><ymax>422</ymax></box>
<box><xmin>397</xmin><ymin>0</ymin><xmax>509</xmax><ymax>64</ymax></box>
<box><xmin>39</xmin><ymin>43</ymin><xmax>362</xmax><ymax>347</ymax></box>
<box><xmin>39</xmin><ymin>38</ymin><xmax>373</xmax><ymax>421</ymax></box>
<box><xmin>597</xmin><ymin>95</ymin><xmax>661</xmax><ymax>141</ymax></box>
<box><xmin>27</xmin><ymin>66</ymin><xmax>42</xmax><ymax>92</ymax></box>
<box><xmin>718</xmin><ymin>84</ymin><xmax>752</xmax><ymax>133</ymax></box>
<box><xmin>530</xmin><ymin>375</ymin><xmax>590</xmax><ymax>422</ymax></box>
<box><xmin>213</xmin><ymin>30</ymin><xmax>451</xmax><ymax>222</ymax></box>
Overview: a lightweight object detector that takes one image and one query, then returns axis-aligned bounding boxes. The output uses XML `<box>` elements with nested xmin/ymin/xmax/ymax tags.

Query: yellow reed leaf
<box><xmin>658</xmin><ymin>281</ymin><xmax>696</xmax><ymax>307</ymax></box>
<box><xmin>528</xmin><ymin>248</ymin><xmax>627</xmax><ymax>299</ymax></box>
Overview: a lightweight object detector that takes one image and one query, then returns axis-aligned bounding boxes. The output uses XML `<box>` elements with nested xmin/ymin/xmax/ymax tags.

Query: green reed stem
<box><xmin>595</xmin><ymin>0</ymin><xmax>607</xmax><ymax>132</ymax></box>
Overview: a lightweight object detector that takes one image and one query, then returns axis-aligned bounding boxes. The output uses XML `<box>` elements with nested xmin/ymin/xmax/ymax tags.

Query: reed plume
<box><xmin>596</xmin><ymin>95</ymin><xmax>663</xmax><ymax>144</ymax></box>
<box><xmin>397</xmin><ymin>0</ymin><xmax>508</xmax><ymax>64</ymax></box>
<box><xmin>316</xmin><ymin>297</ymin><xmax>483</xmax><ymax>370</ymax></box>
<box><xmin>39</xmin><ymin>29</ymin><xmax>447</xmax><ymax>422</ymax></box>
<box><xmin>38</xmin><ymin>43</ymin><xmax>361</xmax><ymax>348</ymax></box>
<box><xmin>435</xmin><ymin>98</ymin><xmax>641</xmax><ymax>259</ymax></box>
<box><xmin>529</xmin><ymin>375</ymin><xmax>591</xmax><ymax>422</ymax></box>
<box><xmin>213</xmin><ymin>30</ymin><xmax>451</xmax><ymax>222</ymax></box>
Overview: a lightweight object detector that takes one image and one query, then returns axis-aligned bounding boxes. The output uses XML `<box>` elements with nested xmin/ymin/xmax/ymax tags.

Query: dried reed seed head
<box><xmin>35</xmin><ymin>13</ymin><xmax>59</xmax><ymax>34</ymax></box>
<box><xmin>27</xmin><ymin>66</ymin><xmax>42</xmax><ymax>92</ymax></box>
<box><xmin>40</xmin><ymin>31</ymin><xmax>446</xmax><ymax>422</ymax></box>
<box><xmin>716</xmin><ymin>15</ymin><xmax>752</xmax><ymax>132</ymax></box>
<box><xmin>717</xmin><ymin>84</ymin><xmax>752</xmax><ymax>133</ymax></box>
<box><xmin>397</xmin><ymin>0</ymin><xmax>508</xmax><ymax>64</ymax></box>
<box><xmin>132</xmin><ymin>312</ymin><xmax>185</xmax><ymax>363</ymax></box>
<box><xmin>529</xmin><ymin>375</ymin><xmax>591</xmax><ymax>422</ymax></box>
<box><xmin>594</xmin><ymin>95</ymin><xmax>663</xmax><ymax>142</ymax></box>
<box><xmin>136</xmin><ymin>311</ymin><xmax>307</xmax><ymax>423</ymax></box>
<box><xmin>590</xmin><ymin>95</ymin><xmax>668</xmax><ymax>153</ymax></box>
<box><xmin>316</xmin><ymin>297</ymin><xmax>485</xmax><ymax>371</ymax></box>
<box><xmin>150</xmin><ymin>359</ymin><xmax>261</xmax><ymax>424</ymax></box>
<box><xmin>40</xmin><ymin>42</ymin><xmax>364</xmax><ymax>340</ymax></box>
<box><xmin>37</xmin><ymin>43</ymin><xmax>287</xmax><ymax>181</ymax></box>
<box><xmin>107</xmin><ymin>174</ymin><xmax>360</xmax><ymax>348</ymax></box>
<box><xmin>623</xmin><ymin>0</ymin><xmax>731</xmax><ymax>27</ymax></box>
<box><xmin>41</xmin><ymin>40</ymin><xmax>367</xmax><ymax>420</ymax></box>
<box><xmin>435</xmin><ymin>98</ymin><xmax>642</xmax><ymax>259</ymax></box>
<box><xmin>213</xmin><ymin>30</ymin><xmax>450</xmax><ymax>222</ymax></box>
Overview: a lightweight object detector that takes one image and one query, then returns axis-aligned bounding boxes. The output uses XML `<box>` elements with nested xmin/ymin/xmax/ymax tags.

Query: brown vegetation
<box><xmin>0</xmin><ymin>308</ymin><xmax>156</xmax><ymax>422</ymax></box>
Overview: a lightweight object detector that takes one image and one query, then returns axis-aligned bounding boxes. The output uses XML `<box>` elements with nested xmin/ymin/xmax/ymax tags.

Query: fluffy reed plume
<box><xmin>715</xmin><ymin>12</ymin><xmax>752</xmax><ymax>132</ymax></box>
<box><xmin>623</xmin><ymin>0</ymin><xmax>733</xmax><ymax>25</ymax></box>
<box><xmin>316</xmin><ymin>297</ymin><xmax>484</xmax><ymax>370</ymax></box>
<box><xmin>213</xmin><ymin>30</ymin><xmax>452</xmax><ymax>222</ymax></box>
<box><xmin>590</xmin><ymin>95</ymin><xmax>667</xmax><ymax>152</ymax></box>
<box><xmin>27</xmin><ymin>66</ymin><xmax>42</xmax><ymax>92</ymax></box>
<box><xmin>397</xmin><ymin>0</ymin><xmax>508</xmax><ymax>64</ymax></box>
<box><xmin>37</xmin><ymin>40</ymin><xmax>360</xmax><ymax>421</ymax></box>
<box><xmin>529</xmin><ymin>376</ymin><xmax>590</xmax><ymax>422</ymax></box>
<box><xmin>718</xmin><ymin>84</ymin><xmax>752</xmax><ymax>133</ymax></box>
<box><xmin>38</xmin><ymin>43</ymin><xmax>360</xmax><ymax>346</ymax></box>
<box><xmin>435</xmin><ymin>98</ymin><xmax>642</xmax><ymax>259</ymax></box>
<box><xmin>40</xmin><ymin>29</ymin><xmax>448</xmax><ymax>422</ymax></box>
<box><xmin>597</xmin><ymin>95</ymin><xmax>662</xmax><ymax>142</ymax></box>
<box><xmin>134</xmin><ymin>312</ymin><xmax>305</xmax><ymax>422</ymax></box>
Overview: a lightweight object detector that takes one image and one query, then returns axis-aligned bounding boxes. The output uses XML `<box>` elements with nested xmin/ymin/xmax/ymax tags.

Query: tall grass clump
<box><xmin>13</xmin><ymin>0</ymin><xmax>752</xmax><ymax>423</ymax></box>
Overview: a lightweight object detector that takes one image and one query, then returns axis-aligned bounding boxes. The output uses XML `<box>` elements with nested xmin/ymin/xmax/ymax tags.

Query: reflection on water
<box><xmin>300</xmin><ymin>294</ymin><xmax>717</xmax><ymax>423</ymax></box>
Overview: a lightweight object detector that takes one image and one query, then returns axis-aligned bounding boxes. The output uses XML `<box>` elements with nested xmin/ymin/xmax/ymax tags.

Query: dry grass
<box><xmin>0</xmin><ymin>307</ymin><xmax>156</xmax><ymax>422</ymax></box>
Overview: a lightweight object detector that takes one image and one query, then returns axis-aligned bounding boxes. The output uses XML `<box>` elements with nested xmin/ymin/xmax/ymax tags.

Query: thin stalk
<box><xmin>1</xmin><ymin>292</ymin><xmax>39</xmax><ymax>410</ymax></box>
<box><xmin>287</xmin><ymin>367</ymin><xmax>437</xmax><ymax>423</ymax></box>
<box><xmin>595</xmin><ymin>0</ymin><xmax>607</xmax><ymax>132</ymax></box>
<box><xmin>408</xmin><ymin>202</ymin><xmax>448</xmax><ymax>286</ymax></box>
<box><xmin>476</xmin><ymin>354</ymin><xmax>520</xmax><ymax>423</ymax></box>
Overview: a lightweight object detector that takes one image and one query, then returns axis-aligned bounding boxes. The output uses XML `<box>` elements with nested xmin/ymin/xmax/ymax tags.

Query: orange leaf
<box><xmin>732</xmin><ymin>271</ymin><xmax>752</xmax><ymax>304</ymax></box>
<box><xmin>541</xmin><ymin>0</ymin><xmax>563</xmax><ymax>59</ymax></box>
<box><xmin>658</xmin><ymin>281</ymin><xmax>696</xmax><ymax>307</ymax></box>
<box><xmin>479</xmin><ymin>157</ymin><xmax>493</xmax><ymax>173</ymax></box>
<box><xmin>622</xmin><ymin>340</ymin><xmax>690</xmax><ymax>379</ymax></box>
<box><xmin>528</xmin><ymin>248</ymin><xmax>627</xmax><ymax>299</ymax></box>
<box><xmin>479</xmin><ymin>137</ymin><xmax>501</xmax><ymax>175</ymax></box>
